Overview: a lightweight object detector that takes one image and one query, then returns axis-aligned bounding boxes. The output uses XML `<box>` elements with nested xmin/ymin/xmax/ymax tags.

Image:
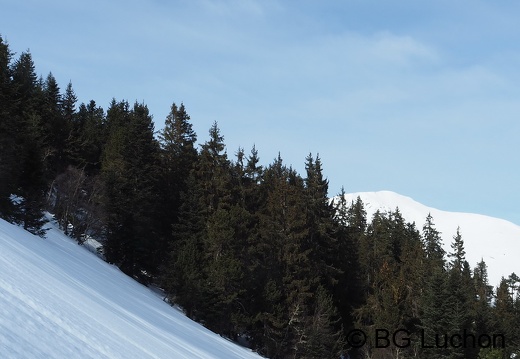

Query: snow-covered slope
<box><xmin>0</xmin><ymin>217</ymin><xmax>262</xmax><ymax>359</ymax></box>
<box><xmin>341</xmin><ymin>191</ymin><xmax>520</xmax><ymax>288</ymax></box>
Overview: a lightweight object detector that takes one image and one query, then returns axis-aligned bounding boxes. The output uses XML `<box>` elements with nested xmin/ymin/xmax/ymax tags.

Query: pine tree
<box><xmin>157</xmin><ymin>102</ymin><xmax>197</xmax><ymax>250</ymax></box>
<box><xmin>355</xmin><ymin>210</ymin><xmax>425</xmax><ymax>357</ymax></box>
<box><xmin>304</xmin><ymin>154</ymin><xmax>341</xmax><ymax>290</ymax></box>
<box><xmin>298</xmin><ymin>285</ymin><xmax>345</xmax><ymax>359</ymax></box>
<box><xmin>61</xmin><ymin>81</ymin><xmax>78</xmax><ymax>164</ymax></box>
<box><xmin>163</xmin><ymin>122</ymin><xmax>246</xmax><ymax>338</ymax></box>
<box><xmin>473</xmin><ymin>259</ymin><xmax>494</xmax><ymax>356</ymax></box>
<box><xmin>9</xmin><ymin>51</ymin><xmax>48</xmax><ymax>235</ymax></box>
<box><xmin>331</xmin><ymin>190</ymin><xmax>365</xmax><ymax>342</ymax></box>
<box><xmin>445</xmin><ymin>228</ymin><xmax>475</xmax><ymax>359</ymax></box>
<box><xmin>255</xmin><ymin>156</ymin><xmax>308</xmax><ymax>358</ymax></box>
<box><xmin>492</xmin><ymin>277</ymin><xmax>517</xmax><ymax>358</ymax></box>
<box><xmin>70</xmin><ymin>100</ymin><xmax>106</xmax><ymax>173</ymax></box>
<box><xmin>40</xmin><ymin>72</ymin><xmax>71</xmax><ymax>178</ymax></box>
<box><xmin>195</xmin><ymin>121</ymin><xmax>232</xmax><ymax>214</ymax></box>
<box><xmin>448</xmin><ymin>227</ymin><xmax>466</xmax><ymax>271</ymax></box>
<box><xmin>421</xmin><ymin>266</ymin><xmax>451</xmax><ymax>359</ymax></box>
<box><xmin>422</xmin><ymin>213</ymin><xmax>446</xmax><ymax>271</ymax></box>
<box><xmin>163</xmin><ymin>171</ymin><xmax>207</xmax><ymax>319</ymax></box>
<box><xmin>102</xmin><ymin>100</ymin><xmax>162</xmax><ymax>281</ymax></box>
<box><xmin>0</xmin><ymin>36</ymin><xmax>17</xmax><ymax>217</ymax></box>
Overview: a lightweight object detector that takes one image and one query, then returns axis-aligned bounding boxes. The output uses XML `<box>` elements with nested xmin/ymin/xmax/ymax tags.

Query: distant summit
<box><xmin>338</xmin><ymin>191</ymin><xmax>520</xmax><ymax>287</ymax></box>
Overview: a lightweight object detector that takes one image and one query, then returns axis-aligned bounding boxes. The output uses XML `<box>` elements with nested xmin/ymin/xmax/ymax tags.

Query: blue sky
<box><xmin>2</xmin><ymin>0</ymin><xmax>520</xmax><ymax>225</ymax></box>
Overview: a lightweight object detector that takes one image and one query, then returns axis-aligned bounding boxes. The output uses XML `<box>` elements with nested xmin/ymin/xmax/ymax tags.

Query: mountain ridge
<box><xmin>338</xmin><ymin>190</ymin><xmax>520</xmax><ymax>287</ymax></box>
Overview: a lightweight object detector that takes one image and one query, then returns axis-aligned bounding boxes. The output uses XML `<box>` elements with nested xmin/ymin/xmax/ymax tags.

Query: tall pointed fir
<box><xmin>61</xmin><ymin>81</ymin><xmax>78</xmax><ymax>165</ymax></box>
<box><xmin>102</xmin><ymin>100</ymin><xmax>162</xmax><ymax>282</ymax></box>
<box><xmin>72</xmin><ymin>100</ymin><xmax>106</xmax><ymax>174</ymax></box>
<box><xmin>255</xmin><ymin>154</ymin><xmax>345</xmax><ymax>358</ymax></box>
<box><xmin>331</xmin><ymin>191</ymin><xmax>365</xmax><ymax>344</ymax></box>
<box><xmin>157</xmin><ymin>102</ymin><xmax>197</xmax><ymax>249</ymax></box>
<box><xmin>9</xmin><ymin>51</ymin><xmax>48</xmax><ymax>235</ymax></box>
<box><xmin>420</xmin><ymin>214</ymin><xmax>451</xmax><ymax>359</ymax></box>
<box><xmin>492</xmin><ymin>277</ymin><xmax>517</xmax><ymax>358</ymax></box>
<box><xmin>259</xmin><ymin>158</ymin><xmax>313</xmax><ymax>358</ymax></box>
<box><xmin>164</xmin><ymin>122</ymin><xmax>245</xmax><ymax>337</ymax></box>
<box><xmin>163</xmin><ymin>170</ymin><xmax>206</xmax><ymax>320</ymax></box>
<box><xmin>355</xmin><ymin>210</ymin><xmax>423</xmax><ymax>358</ymax></box>
<box><xmin>0</xmin><ymin>36</ymin><xmax>17</xmax><ymax>217</ymax></box>
<box><xmin>445</xmin><ymin>228</ymin><xmax>475</xmax><ymax>358</ymax></box>
<box><xmin>194</xmin><ymin>123</ymin><xmax>250</xmax><ymax>336</ymax></box>
<box><xmin>40</xmin><ymin>72</ymin><xmax>69</xmax><ymax>178</ymax></box>
<box><xmin>473</xmin><ymin>259</ymin><xmax>494</xmax><ymax>352</ymax></box>
<box><xmin>228</xmin><ymin>146</ymin><xmax>265</xmax><ymax>337</ymax></box>
<box><xmin>422</xmin><ymin>213</ymin><xmax>446</xmax><ymax>270</ymax></box>
<box><xmin>304</xmin><ymin>154</ymin><xmax>341</xmax><ymax>289</ymax></box>
<box><xmin>301</xmin><ymin>154</ymin><xmax>345</xmax><ymax>357</ymax></box>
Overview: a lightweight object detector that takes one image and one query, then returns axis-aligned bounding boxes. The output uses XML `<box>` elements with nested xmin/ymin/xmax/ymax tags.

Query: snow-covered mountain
<box><xmin>1</xmin><ymin>191</ymin><xmax>517</xmax><ymax>358</ymax></box>
<box><xmin>340</xmin><ymin>191</ymin><xmax>520</xmax><ymax>288</ymax></box>
<box><xmin>0</xmin><ymin>217</ymin><xmax>262</xmax><ymax>359</ymax></box>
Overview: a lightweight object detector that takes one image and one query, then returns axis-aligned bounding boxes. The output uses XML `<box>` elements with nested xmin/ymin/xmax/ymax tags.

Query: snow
<box><xmin>0</xmin><ymin>217</ymin><xmax>263</xmax><ymax>359</ymax></box>
<box><xmin>1</xmin><ymin>191</ymin><xmax>517</xmax><ymax>357</ymax></box>
<box><xmin>340</xmin><ymin>191</ymin><xmax>520</xmax><ymax>288</ymax></box>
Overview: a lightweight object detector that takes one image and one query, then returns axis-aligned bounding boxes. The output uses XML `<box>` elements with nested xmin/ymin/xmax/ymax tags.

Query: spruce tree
<box><xmin>422</xmin><ymin>213</ymin><xmax>446</xmax><ymax>270</ymax></box>
<box><xmin>0</xmin><ymin>36</ymin><xmax>17</xmax><ymax>217</ymax></box>
<box><xmin>331</xmin><ymin>190</ymin><xmax>365</xmax><ymax>342</ymax></box>
<box><xmin>445</xmin><ymin>228</ymin><xmax>475</xmax><ymax>359</ymax></box>
<box><xmin>61</xmin><ymin>81</ymin><xmax>78</xmax><ymax>164</ymax></box>
<box><xmin>421</xmin><ymin>266</ymin><xmax>451</xmax><ymax>359</ymax></box>
<box><xmin>157</xmin><ymin>102</ymin><xmax>197</xmax><ymax>250</ymax></box>
<box><xmin>40</xmin><ymin>72</ymin><xmax>71</xmax><ymax>178</ymax></box>
<box><xmin>102</xmin><ymin>100</ymin><xmax>162</xmax><ymax>281</ymax></box>
<box><xmin>163</xmin><ymin>171</ymin><xmax>207</xmax><ymax>319</ymax></box>
<box><xmin>71</xmin><ymin>100</ymin><xmax>106</xmax><ymax>173</ymax></box>
<box><xmin>9</xmin><ymin>51</ymin><xmax>48</xmax><ymax>235</ymax></box>
<box><xmin>492</xmin><ymin>277</ymin><xmax>517</xmax><ymax>358</ymax></box>
<box><xmin>304</xmin><ymin>154</ymin><xmax>341</xmax><ymax>289</ymax></box>
<box><xmin>473</xmin><ymin>259</ymin><xmax>494</xmax><ymax>356</ymax></box>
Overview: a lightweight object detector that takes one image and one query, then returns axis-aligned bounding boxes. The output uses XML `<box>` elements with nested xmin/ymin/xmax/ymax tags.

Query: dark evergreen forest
<box><xmin>1</xmin><ymin>36</ymin><xmax>519</xmax><ymax>359</ymax></box>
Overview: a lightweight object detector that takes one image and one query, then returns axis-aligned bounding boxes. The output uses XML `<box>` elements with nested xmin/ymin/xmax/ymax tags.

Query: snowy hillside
<box><xmin>341</xmin><ymin>191</ymin><xmax>520</xmax><ymax>288</ymax></box>
<box><xmin>0</xmin><ymin>217</ymin><xmax>263</xmax><ymax>359</ymax></box>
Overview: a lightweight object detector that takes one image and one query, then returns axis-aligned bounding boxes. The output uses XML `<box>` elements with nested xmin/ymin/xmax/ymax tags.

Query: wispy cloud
<box><xmin>2</xmin><ymin>0</ymin><xmax>520</xmax><ymax>222</ymax></box>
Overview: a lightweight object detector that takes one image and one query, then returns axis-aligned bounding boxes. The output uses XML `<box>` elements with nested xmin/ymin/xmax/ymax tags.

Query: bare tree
<box><xmin>49</xmin><ymin>166</ymin><xmax>105</xmax><ymax>243</ymax></box>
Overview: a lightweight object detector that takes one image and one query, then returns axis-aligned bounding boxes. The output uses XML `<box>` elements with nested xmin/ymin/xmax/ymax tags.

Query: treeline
<box><xmin>1</xmin><ymin>36</ymin><xmax>519</xmax><ymax>359</ymax></box>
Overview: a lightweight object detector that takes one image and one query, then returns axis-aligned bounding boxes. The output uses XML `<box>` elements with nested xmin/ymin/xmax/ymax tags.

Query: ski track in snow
<box><xmin>0</xmin><ymin>218</ymin><xmax>263</xmax><ymax>359</ymax></box>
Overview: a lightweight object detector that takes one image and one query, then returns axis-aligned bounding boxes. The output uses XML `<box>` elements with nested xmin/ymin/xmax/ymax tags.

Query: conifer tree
<box><xmin>421</xmin><ymin>266</ymin><xmax>451</xmax><ymax>359</ymax></box>
<box><xmin>102</xmin><ymin>100</ymin><xmax>162</xmax><ymax>281</ymax></box>
<box><xmin>254</xmin><ymin>156</ymin><xmax>304</xmax><ymax>357</ymax></box>
<box><xmin>473</xmin><ymin>259</ymin><xmax>494</xmax><ymax>354</ymax></box>
<box><xmin>164</xmin><ymin>122</ymin><xmax>245</xmax><ymax>337</ymax></box>
<box><xmin>70</xmin><ymin>100</ymin><xmax>106</xmax><ymax>173</ymax></box>
<box><xmin>355</xmin><ymin>210</ymin><xmax>424</xmax><ymax>357</ymax></box>
<box><xmin>61</xmin><ymin>81</ymin><xmax>78</xmax><ymax>164</ymax></box>
<box><xmin>304</xmin><ymin>154</ymin><xmax>340</xmax><ymax>289</ymax></box>
<box><xmin>163</xmin><ymin>171</ymin><xmax>207</xmax><ymax>319</ymax></box>
<box><xmin>422</xmin><ymin>213</ymin><xmax>446</xmax><ymax>270</ymax></box>
<box><xmin>196</xmin><ymin>121</ymin><xmax>232</xmax><ymax>214</ymax></box>
<box><xmin>331</xmin><ymin>190</ymin><xmax>365</xmax><ymax>341</ymax></box>
<box><xmin>0</xmin><ymin>36</ymin><xmax>17</xmax><ymax>217</ymax></box>
<box><xmin>445</xmin><ymin>228</ymin><xmax>475</xmax><ymax>358</ymax></box>
<box><xmin>492</xmin><ymin>277</ymin><xmax>517</xmax><ymax>358</ymax></box>
<box><xmin>40</xmin><ymin>72</ymin><xmax>71</xmax><ymax>177</ymax></box>
<box><xmin>62</xmin><ymin>82</ymin><xmax>77</xmax><ymax>125</ymax></box>
<box><xmin>157</xmin><ymin>102</ymin><xmax>197</xmax><ymax>248</ymax></box>
<box><xmin>9</xmin><ymin>51</ymin><xmax>48</xmax><ymax>235</ymax></box>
